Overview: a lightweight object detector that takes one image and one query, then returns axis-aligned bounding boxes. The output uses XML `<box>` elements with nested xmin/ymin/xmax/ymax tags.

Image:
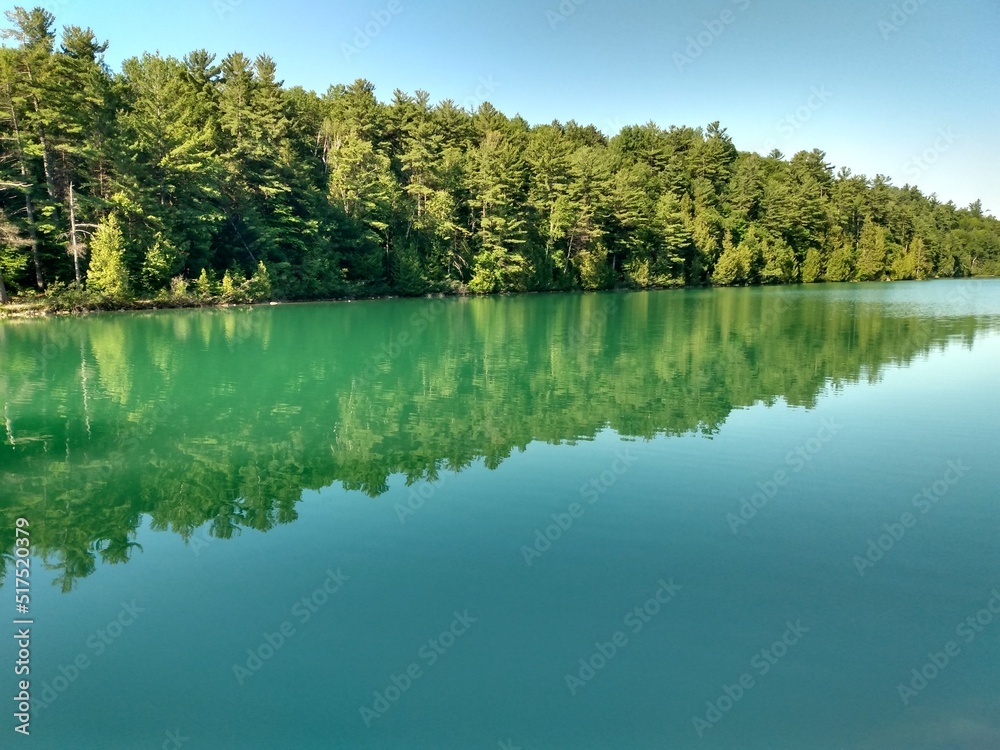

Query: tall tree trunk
<box><xmin>0</xmin><ymin>271</ymin><xmax>9</xmax><ymax>304</ymax></box>
<box><xmin>69</xmin><ymin>182</ymin><xmax>81</xmax><ymax>284</ymax></box>
<box><xmin>24</xmin><ymin>192</ymin><xmax>44</xmax><ymax>290</ymax></box>
<box><xmin>24</xmin><ymin>64</ymin><xmax>57</xmax><ymax>199</ymax></box>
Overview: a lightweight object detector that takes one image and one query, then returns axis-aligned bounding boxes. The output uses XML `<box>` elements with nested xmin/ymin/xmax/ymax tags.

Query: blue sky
<box><xmin>38</xmin><ymin>0</ymin><xmax>1000</xmax><ymax>213</ymax></box>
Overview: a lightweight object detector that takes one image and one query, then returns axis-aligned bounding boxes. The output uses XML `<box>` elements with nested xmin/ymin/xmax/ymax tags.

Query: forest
<box><xmin>1</xmin><ymin>6</ymin><xmax>999</xmax><ymax>308</ymax></box>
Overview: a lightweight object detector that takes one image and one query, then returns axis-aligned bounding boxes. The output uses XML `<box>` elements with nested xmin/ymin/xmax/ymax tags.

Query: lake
<box><xmin>2</xmin><ymin>280</ymin><xmax>1000</xmax><ymax>749</ymax></box>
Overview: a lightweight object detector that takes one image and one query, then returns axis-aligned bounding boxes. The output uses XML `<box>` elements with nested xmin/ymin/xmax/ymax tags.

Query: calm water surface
<box><xmin>2</xmin><ymin>280</ymin><xmax>1000</xmax><ymax>749</ymax></box>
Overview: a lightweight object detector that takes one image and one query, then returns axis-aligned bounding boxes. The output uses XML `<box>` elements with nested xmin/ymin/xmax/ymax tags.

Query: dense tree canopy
<box><xmin>1</xmin><ymin>7</ymin><xmax>998</xmax><ymax>306</ymax></box>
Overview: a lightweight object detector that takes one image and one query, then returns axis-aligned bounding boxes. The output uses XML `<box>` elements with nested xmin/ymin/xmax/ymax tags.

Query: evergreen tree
<box><xmin>466</xmin><ymin>129</ymin><xmax>529</xmax><ymax>293</ymax></box>
<box><xmin>855</xmin><ymin>216</ymin><xmax>888</xmax><ymax>281</ymax></box>
<box><xmin>825</xmin><ymin>240</ymin><xmax>855</xmax><ymax>282</ymax></box>
<box><xmin>86</xmin><ymin>213</ymin><xmax>129</xmax><ymax>297</ymax></box>
<box><xmin>712</xmin><ymin>230</ymin><xmax>742</xmax><ymax>286</ymax></box>
<box><xmin>760</xmin><ymin>231</ymin><xmax>798</xmax><ymax>284</ymax></box>
<box><xmin>801</xmin><ymin>248</ymin><xmax>823</xmax><ymax>283</ymax></box>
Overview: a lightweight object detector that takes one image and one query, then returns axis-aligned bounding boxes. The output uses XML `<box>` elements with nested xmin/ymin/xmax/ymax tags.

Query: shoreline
<box><xmin>0</xmin><ymin>275</ymin><xmax>992</xmax><ymax>321</ymax></box>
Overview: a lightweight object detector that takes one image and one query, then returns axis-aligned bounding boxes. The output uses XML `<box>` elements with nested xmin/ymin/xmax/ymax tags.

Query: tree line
<box><xmin>1</xmin><ymin>6</ymin><xmax>998</xmax><ymax>307</ymax></box>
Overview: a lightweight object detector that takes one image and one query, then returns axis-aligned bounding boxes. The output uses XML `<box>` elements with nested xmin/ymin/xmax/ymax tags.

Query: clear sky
<box><xmin>36</xmin><ymin>0</ymin><xmax>1000</xmax><ymax>214</ymax></box>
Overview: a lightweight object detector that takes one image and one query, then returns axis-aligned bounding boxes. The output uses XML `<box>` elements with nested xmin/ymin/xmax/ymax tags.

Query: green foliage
<box><xmin>141</xmin><ymin>236</ymin><xmax>181</xmax><ymax>292</ymax></box>
<box><xmin>86</xmin><ymin>215</ymin><xmax>130</xmax><ymax>299</ymax></box>
<box><xmin>391</xmin><ymin>243</ymin><xmax>427</xmax><ymax>296</ymax></box>
<box><xmin>574</xmin><ymin>244</ymin><xmax>613</xmax><ymax>290</ymax></box>
<box><xmin>910</xmin><ymin>236</ymin><xmax>932</xmax><ymax>280</ymax></box>
<box><xmin>170</xmin><ymin>276</ymin><xmax>189</xmax><ymax>299</ymax></box>
<box><xmin>712</xmin><ymin>231</ymin><xmax>743</xmax><ymax>286</ymax></box>
<box><xmin>825</xmin><ymin>242</ymin><xmax>855</xmax><ymax>282</ymax></box>
<box><xmin>855</xmin><ymin>217</ymin><xmax>888</xmax><ymax>281</ymax></box>
<box><xmin>195</xmin><ymin>268</ymin><xmax>214</xmax><ymax>298</ymax></box>
<box><xmin>735</xmin><ymin>224</ymin><xmax>766</xmax><ymax>284</ymax></box>
<box><xmin>40</xmin><ymin>280</ymin><xmax>102</xmax><ymax>311</ymax></box>
<box><xmin>1</xmin><ymin>9</ymin><xmax>998</xmax><ymax>306</ymax></box>
<box><xmin>0</xmin><ymin>212</ymin><xmax>30</xmax><ymax>302</ymax></box>
<box><xmin>801</xmin><ymin>248</ymin><xmax>823</xmax><ymax>283</ymax></box>
<box><xmin>468</xmin><ymin>247</ymin><xmax>529</xmax><ymax>293</ymax></box>
<box><xmin>711</xmin><ymin>250</ymin><xmax>742</xmax><ymax>286</ymax></box>
<box><xmin>220</xmin><ymin>269</ymin><xmax>241</xmax><ymax>302</ymax></box>
<box><xmin>760</xmin><ymin>234</ymin><xmax>798</xmax><ymax>285</ymax></box>
<box><xmin>245</xmin><ymin>261</ymin><xmax>272</xmax><ymax>302</ymax></box>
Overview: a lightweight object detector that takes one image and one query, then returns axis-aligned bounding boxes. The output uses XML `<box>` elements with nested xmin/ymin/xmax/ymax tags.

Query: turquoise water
<box><xmin>2</xmin><ymin>280</ymin><xmax>1000</xmax><ymax>748</ymax></box>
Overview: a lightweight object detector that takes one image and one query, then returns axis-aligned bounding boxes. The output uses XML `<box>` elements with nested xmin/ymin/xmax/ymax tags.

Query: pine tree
<box><xmin>2</xmin><ymin>7</ymin><xmax>58</xmax><ymax>202</ymax></box>
<box><xmin>647</xmin><ymin>192</ymin><xmax>691</xmax><ymax>285</ymax></box>
<box><xmin>801</xmin><ymin>248</ymin><xmax>823</xmax><ymax>283</ymax></box>
<box><xmin>825</xmin><ymin>241</ymin><xmax>855</xmax><ymax>282</ymax></box>
<box><xmin>561</xmin><ymin>145</ymin><xmax>610</xmax><ymax>281</ymax></box>
<box><xmin>760</xmin><ymin>232</ymin><xmax>798</xmax><ymax>284</ymax></box>
<box><xmin>220</xmin><ymin>268</ymin><xmax>240</xmax><ymax>302</ymax></box>
<box><xmin>467</xmin><ymin>129</ymin><xmax>529</xmax><ymax>292</ymax></box>
<box><xmin>141</xmin><ymin>236</ymin><xmax>179</xmax><ymax>292</ymax></box>
<box><xmin>911</xmin><ymin>236</ymin><xmax>931</xmax><ymax>279</ymax></box>
<box><xmin>689</xmin><ymin>210</ymin><xmax>721</xmax><ymax>283</ymax></box>
<box><xmin>86</xmin><ymin>214</ymin><xmax>129</xmax><ymax>298</ymax></box>
<box><xmin>0</xmin><ymin>38</ymin><xmax>47</xmax><ymax>288</ymax></box>
<box><xmin>0</xmin><ymin>211</ymin><xmax>32</xmax><ymax>302</ymax></box>
<box><xmin>117</xmin><ymin>53</ymin><xmax>220</xmax><ymax>274</ymax></box>
<box><xmin>245</xmin><ymin>261</ymin><xmax>271</xmax><ymax>301</ymax></box>
<box><xmin>855</xmin><ymin>216</ymin><xmax>887</xmax><ymax>281</ymax></box>
<box><xmin>525</xmin><ymin>123</ymin><xmax>571</xmax><ymax>287</ymax></box>
<box><xmin>712</xmin><ymin>230</ymin><xmax>742</xmax><ymax>286</ymax></box>
<box><xmin>195</xmin><ymin>268</ymin><xmax>213</xmax><ymax>299</ymax></box>
<box><xmin>574</xmin><ymin>242</ymin><xmax>613</xmax><ymax>290</ymax></box>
